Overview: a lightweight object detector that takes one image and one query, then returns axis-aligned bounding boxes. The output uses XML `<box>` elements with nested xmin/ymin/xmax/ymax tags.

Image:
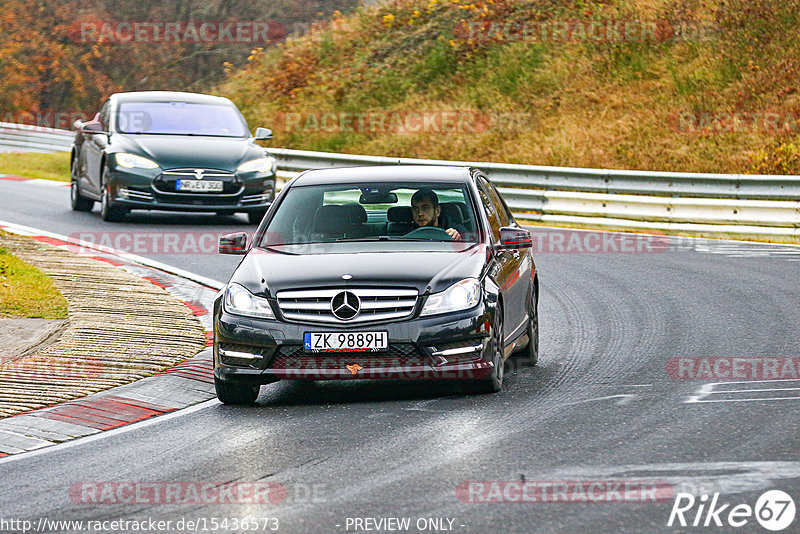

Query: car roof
<box><xmin>291</xmin><ymin>165</ymin><xmax>473</xmax><ymax>186</ymax></box>
<box><xmin>112</xmin><ymin>91</ymin><xmax>235</xmax><ymax>106</ymax></box>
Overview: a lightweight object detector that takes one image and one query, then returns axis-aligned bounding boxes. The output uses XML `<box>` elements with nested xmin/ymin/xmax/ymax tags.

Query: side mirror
<box><xmin>219</xmin><ymin>232</ymin><xmax>249</xmax><ymax>255</ymax></box>
<box><xmin>81</xmin><ymin>121</ymin><xmax>109</xmax><ymax>135</ymax></box>
<box><xmin>254</xmin><ymin>127</ymin><xmax>273</xmax><ymax>140</ymax></box>
<box><xmin>498</xmin><ymin>227</ymin><xmax>532</xmax><ymax>250</ymax></box>
<box><xmin>80</xmin><ymin>113</ymin><xmax>109</xmax><ymax>135</ymax></box>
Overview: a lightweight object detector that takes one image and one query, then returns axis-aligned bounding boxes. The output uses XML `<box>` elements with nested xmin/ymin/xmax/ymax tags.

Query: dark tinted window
<box><xmin>477</xmin><ymin>180</ymin><xmax>501</xmax><ymax>242</ymax></box>
<box><xmin>479</xmin><ymin>176</ymin><xmax>512</xmax><ymax>227</ymax></box>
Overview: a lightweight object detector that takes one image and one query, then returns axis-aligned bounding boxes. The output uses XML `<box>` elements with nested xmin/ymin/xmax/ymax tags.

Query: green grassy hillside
<box><xmin>219</xmin><ymin>0</ymin><xmax>800</xmax><ymax>174</ymax></box>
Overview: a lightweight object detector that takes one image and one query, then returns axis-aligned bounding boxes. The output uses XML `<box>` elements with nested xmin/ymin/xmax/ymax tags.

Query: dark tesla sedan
<box><xmin>212</xmin><ymin>165</ymin><xmax>539</xmax><ymax>404</ymax></box>
<box><xmin>70</xmin><ymin>91</ymin><xmax>276</xmax><ymax>223</ymax></box>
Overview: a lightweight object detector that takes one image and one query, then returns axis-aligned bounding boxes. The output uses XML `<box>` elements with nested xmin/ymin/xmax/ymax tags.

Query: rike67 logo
<box><xmin>668</xmin><ymin>490</ymin><xmax>795</xmax><ymax>531</ymax></box>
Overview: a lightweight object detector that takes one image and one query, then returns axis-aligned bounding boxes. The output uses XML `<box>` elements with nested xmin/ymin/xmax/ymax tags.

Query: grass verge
<box><xmin>0</xmin><ymin>152</ymin><xmax>69</xmax><ymax>182</ymax></box>
<box><xmin>219</xmin><ymin>0</ymin><xmax>800</xmax><ymax>174</ymax></box>
<box><xmin>0</xmin><ymin>234</ymin><xmax>69</xmax><ymax>318</ymax></box>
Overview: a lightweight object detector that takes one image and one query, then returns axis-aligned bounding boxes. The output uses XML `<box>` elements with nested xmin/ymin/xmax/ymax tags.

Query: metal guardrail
<box><xmin>270</xmin><ymin>148</ymin><xmax>800</xmax><ymax>236</ymax></box>
<box><xmin>1</xmin><ymin>123</ymin><xmax>797</xmax><ymax>237</ymax></box>
<box><xmin>269</xmin><ymin>147</ymin><xmax>800</xmax><ymax>201</ymax></box>
<box><xmin>0</xmin><ymin>122</ymin><xmax>73</xmax><ymax>153</ymax></box>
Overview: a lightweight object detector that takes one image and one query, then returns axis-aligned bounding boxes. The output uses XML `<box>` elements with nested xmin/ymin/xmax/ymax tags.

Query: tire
<box><xmin>511</xmin><ymin>282</ymin><xmax>539</xmax><ymax>366</ymax></box>
<box><xmin>527</xmin><ymin>285</ymin><xmax>539</xmax><ymax>366</ymax></box>
<box><xmin>100</xmin><ymin>168</ymin><xmax>126</xmax><ymax>222</ymax></box>
<box><xmin>214</xmin><ymin>376</ymin><xmax>260</xmax><ymax>405</ymax></box>
<box><xmin>524</xmin><ymin>283</ymin><xmax>539</xmax><ymax>366</ymax></box>
<box><xmin>474</xmin><ymin>308</ymin><xmax>504</xmax><ymax>393</ymax></box>
<box><xmin>70</xmin><ymin>159</ymin><xmax>94</xmax><ymax>212</ymax></box>
<box><xmin>248</xmin><ymin>210</ymin><xmax>267</xmax><ymax>225</ymax></box>
<box><xmin>71</xmin><ymin>182</ymin><xmax>95</xmax><ymax>214</ymax></box>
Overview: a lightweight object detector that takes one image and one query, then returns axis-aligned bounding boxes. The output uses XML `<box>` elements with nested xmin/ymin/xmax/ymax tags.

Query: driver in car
<box><xmin>410</xmin><ymin>188</ymin><xmax>462</xmax><ymax>241</ymax></box>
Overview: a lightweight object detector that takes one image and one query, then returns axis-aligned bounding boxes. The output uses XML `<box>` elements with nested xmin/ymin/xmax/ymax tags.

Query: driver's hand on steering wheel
<box><xmin>445</xmin><ymin>228</ymin><xmax>461</xmax><ymax>241</ymax></box>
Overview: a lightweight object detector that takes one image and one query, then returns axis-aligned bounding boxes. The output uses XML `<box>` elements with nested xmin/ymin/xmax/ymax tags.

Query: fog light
<box><xmin>219</xmin><ymin>345</ymin><xmax>263</xmax><ymax>366</ymax></box>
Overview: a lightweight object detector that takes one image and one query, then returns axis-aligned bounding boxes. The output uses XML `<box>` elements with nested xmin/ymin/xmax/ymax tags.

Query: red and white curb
<box><xmin>0</xmin><ymin>221</ymin><xmax>224</xmax><ymax>457</ymax></box>
<box><xmin>0</xmin><ymin>174</ymin><xmax>70</xmax><ymax>186</ymax></box>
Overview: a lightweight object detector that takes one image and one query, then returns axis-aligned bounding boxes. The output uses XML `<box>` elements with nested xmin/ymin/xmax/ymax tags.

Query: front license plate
<box><xmin>176</xmin><ymin>179</ymin><xmax>223</xmax><ymax>192</ymax></box>
<box><xmin>304</xmin><ymin>332</ymin><xmax>388</xmax><ymax>352</ymax></box>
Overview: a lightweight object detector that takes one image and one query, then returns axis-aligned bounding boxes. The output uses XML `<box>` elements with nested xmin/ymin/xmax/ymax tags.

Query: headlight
<box><xmin>115</xmin><ymin>153</ymin><xmax>159</xmax><ymax>169</ymax></box>
<box><xmin>237</xmin><ymin>156</ymin><xmax>277</xmax><ymax>174</ymax></box>
<box><xmin>421</xmin><ymin>278</ymin><xmax>481</xmax><ymax>317</ymax></box>
<box><xmin>223</xmin><ymin>283</ymin><xmax>275</xmax><ymax>319</ymax></box>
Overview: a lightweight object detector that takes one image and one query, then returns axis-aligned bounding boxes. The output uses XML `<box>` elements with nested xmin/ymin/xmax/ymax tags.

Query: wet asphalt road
<box><xmin>1</xmin><ymin>178</ymin><xmax>799</xmax><ymax>533</ymax></box>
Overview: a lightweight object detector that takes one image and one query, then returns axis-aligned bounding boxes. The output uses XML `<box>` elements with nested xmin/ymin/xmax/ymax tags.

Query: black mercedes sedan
<box><xmin>70</xmin><ymin>91</ymin><xmax>276</xmax><ymax>223</ymax></box>
<box><xmin>212</xmin><ymin>165</ymin><xmax>539</xmax><ymax>404</ymax></box>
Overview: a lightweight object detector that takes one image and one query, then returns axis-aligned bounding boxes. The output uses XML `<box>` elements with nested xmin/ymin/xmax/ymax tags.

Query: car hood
<box><xmin>110</xmin><ymin>133</ymin><xmax>265</xmax><ymax>170</ymax></box>
<box><xmin>229</xmin><ymin>242</ymin><xmax>489</xmax><ymax>297</ymax></box>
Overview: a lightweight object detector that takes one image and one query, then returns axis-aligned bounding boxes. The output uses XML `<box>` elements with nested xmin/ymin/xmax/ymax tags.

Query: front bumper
<box><xmin>213</xmin><ymin>305</ymin><xmax>496</xmax><ymax>383</ymax></box>
<box><xmin>107</xmin><ymin>167</ymin><xmax>274</xmax><ymax>212</ymax></box>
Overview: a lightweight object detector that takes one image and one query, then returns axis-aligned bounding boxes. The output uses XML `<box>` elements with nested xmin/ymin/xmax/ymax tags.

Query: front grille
<box><xmin>270</xmin><ymin>343</ymin><xmax>427</xmax><ymax>370</ymax></box>
<box><xmin>277</xmin><ymin>344</ymin><xmax>421</xmax><ymax>359</ymax></box>
<box><xmin>162</xmin><ymin>168</ymin><xmax>235</xmax><ymax>179</ymax></box>
<box><xmin>153</xmin><ymin>168</ymin><xmax>241</xmax><ymax>196</ymax></box>
<box><xmin>276</xmin><ymin>288</ymin><xmax>418</xmax><ymax>324</ymax></box>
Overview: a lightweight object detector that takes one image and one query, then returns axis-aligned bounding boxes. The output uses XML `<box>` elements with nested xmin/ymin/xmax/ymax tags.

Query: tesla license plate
<box><xmin>176</xmin><ymin>179</ymin><xmax>223</xmax><ymax>192</ymax></box>
<box><xmin>304</xmin><ymin>332</ymin><xmax>388</xmax><ymax>352</ymax></box>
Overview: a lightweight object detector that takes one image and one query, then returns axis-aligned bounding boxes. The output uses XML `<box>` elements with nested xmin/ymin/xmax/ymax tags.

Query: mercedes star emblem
<box><xmin>331</xmin><ymin>291</ymin><xmax>360</xmax><ymax>320</ymax></box>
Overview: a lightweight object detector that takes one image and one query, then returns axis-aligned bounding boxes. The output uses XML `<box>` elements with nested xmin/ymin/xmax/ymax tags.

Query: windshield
<box><xmin>259</xmin><ymin>181</ymin><xmax>481</xmax><ymax>247</ymax></box>
<box><xmin>115</xmin><ymin>101</ymin><xmax>249</xmax><ymax>137</ymax></box>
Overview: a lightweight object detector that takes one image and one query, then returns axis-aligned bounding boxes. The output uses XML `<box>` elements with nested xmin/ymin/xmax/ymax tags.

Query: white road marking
<box><xmin>596</xmin><ymin>384</ymin><xmax>652</xmax><ymax>387</ymax></box>
<box><xmin>0</xmin><ymin>399</ymin><xmax>219</xmax><ymax>465</ymax></box>
<box><xmin>25</xmin><ymin>179</ymin><xmax>69</xmax><ymax>187</ymax></box>
<box><xmin>539</xmin><ymin>461</ymin><xmax>800</xmax><ymax>495</ymax></box>
<box><xmin>553</xmin><ymin>394</ymin><xmax>639</xmax><ymax>408</ymax></box>
<box><xmin>686</xmin><ymin>379</ymin><xmax>800</xmax><ymax>403</ymax></box>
